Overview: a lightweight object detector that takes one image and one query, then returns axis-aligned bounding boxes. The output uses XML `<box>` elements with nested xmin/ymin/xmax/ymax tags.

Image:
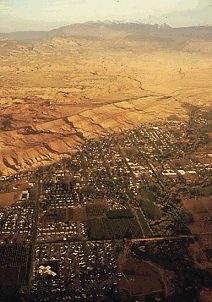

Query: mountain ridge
<box><xmin>1</xmin><ymin>22</ymin><xmax>212</xmax><ymax>42</ymax></box>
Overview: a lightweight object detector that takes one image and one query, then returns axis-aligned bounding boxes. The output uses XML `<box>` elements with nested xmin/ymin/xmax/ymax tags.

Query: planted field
<box><xmin>137</xmin><ymin>188</ymin><xmax>161</xmax><ymax>221</ymax></box>
<box><xmin>87</xmin><ymin>218</ymin><xmax>142</xmax><ymax>240</ymax></box>
<box><xmin>71</xmin><ymin>207</ymin><xmax>87</xmax><ymax>222</ymax></box>
<box><xmin>183</xmin><ymin>197</ymin><xmax>212</xmax><ymax>234</ymax></box>
<box><xmin>140</xmin><ymin>199</ymin><xmax>161</xmax><ymax>221</ymax></box>
<box><xmin>106</xmin><ymin>208</ymin><xmax>134</xmax><ymax>219</ymax></box>
<box><xmin>86</xmin><ymin>202</ymin><xmax>107</xmax><ymax>217</ymax></box>
<box><xmin>41</xmin><ymin>208</ymin><xmax>67</xmax><ymax>223</ymax></box>
<box><xmin>140</xmin><ymin>188</ymin><xmax>156</xmax><ymax>203</ymax></box>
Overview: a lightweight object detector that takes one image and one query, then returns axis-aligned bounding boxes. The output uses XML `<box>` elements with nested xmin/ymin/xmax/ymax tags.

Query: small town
<box><xmin>0</xmin><ymin>105</ymin><xmax>211</xmax><ymax>301</ymax></box>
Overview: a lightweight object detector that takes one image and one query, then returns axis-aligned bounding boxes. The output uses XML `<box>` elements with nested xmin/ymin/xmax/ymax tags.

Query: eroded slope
<box><xmin>0</xmin><ymin>37</ymin><xmax>211</xmax><ymax>174</ymax></box>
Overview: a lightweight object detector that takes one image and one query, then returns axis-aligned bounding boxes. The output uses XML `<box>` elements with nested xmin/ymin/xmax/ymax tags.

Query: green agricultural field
<box><xmin>140</xmin><ymin>200</ymin><xmax>161</xmax><ymax>221</ymax></box>
<box><xmin>87</xmin><ymin>218</ymin><xmax>142</xmax><ymax>240</ymax></box>
<box><xmin>137</xmin><ymin>188</ymin><xmax>161</xmax><ymax>220</ymax></box>
<box><xmin>86</xmin><ymin>203</ymin><xmax>107</xmax><ymax>217</ymax></box>
<box><xmin>106</xmin><ymin>209</ymin><xmax>134</xmax><ymax>219</ymax></box>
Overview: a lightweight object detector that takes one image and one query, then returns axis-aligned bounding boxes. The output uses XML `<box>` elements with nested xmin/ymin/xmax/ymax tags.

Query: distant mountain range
<box><xmin>0</xmin><ymin>22</ymin><xmax>212</xmax><ymax>43</ymax></box>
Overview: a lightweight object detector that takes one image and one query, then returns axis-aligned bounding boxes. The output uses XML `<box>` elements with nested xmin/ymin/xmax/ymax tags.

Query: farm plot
<box><xmin>87</xmin><ymin>217</ymin><xmax>142</xmax><ymax>240</ymax></box>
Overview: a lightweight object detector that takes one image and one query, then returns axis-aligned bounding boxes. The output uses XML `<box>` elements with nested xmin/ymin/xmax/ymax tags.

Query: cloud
<box><xmin>38</xmin><ymin>0</ymin><xmax>87</xmax><ymax>20</ymax></box>
<box><xmin>0</xmin><ymin>0</ymin><xmax>13</xmax><ymax>11</ymax></box>
<box><xmin>44</xmin><ymin>0</ymin><xmax>86</xmax><ymax>8</ymax></box>
<box><xmin>198</xmin><ymin>0</ymin><xmax>212</xmax><ymax>7</ymax></box>
<box><xmin>144</xmin><ymin>0</ymin><xmax>212</xmax><ymax>27</ymax></box>
<box><xmin>31</xmin><ymin>0</ymin><xmax>87</xmax><ymax>16</ymax></box>
<box><xmin>1</xmin><ymin>0</ymin><xmax>212</xmax><ymax>32</ymax></box>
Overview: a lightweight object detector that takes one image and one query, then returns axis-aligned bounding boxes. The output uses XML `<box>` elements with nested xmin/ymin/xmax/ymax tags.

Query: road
<box><xmin>28</xmin><ymin>178</ymin><xmax>42</xmax><ymax>297</ymax></box>
<box><xmin>35</xmin><ymin>232</ymin><xmax>212</xmax><ymax>245</ymax></box>
<box><xmin>130</xmin><ymin>232</ymin><xmax>212</xmax><ymax>243</ymax></box>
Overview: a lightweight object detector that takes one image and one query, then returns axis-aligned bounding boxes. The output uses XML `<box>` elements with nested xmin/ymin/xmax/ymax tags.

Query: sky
<box><xmin>0</xmin><ymin>0</ymin><xmax>211</xmax><ymax>32</ymax></box>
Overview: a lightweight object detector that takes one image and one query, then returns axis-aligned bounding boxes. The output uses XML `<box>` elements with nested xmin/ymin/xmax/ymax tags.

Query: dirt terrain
<box><xmin>183</xmin><ymin>197</ymin><xmax>212</xmax><ymax>234</ymax></box>
<box><xmin>118</xmin><ymin>254</ymin><xmax>174</xmax><ymax>297</ymax></box>
<box><xmin>0</xmin><ymin>24</ymin><xmax>212</xmax><ymax>175</ymax></box>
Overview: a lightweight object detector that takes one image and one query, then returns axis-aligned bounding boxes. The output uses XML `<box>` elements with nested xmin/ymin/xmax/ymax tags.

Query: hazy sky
<box><xmin>0</xmin><ymin>0</ymin><xmax>211</xmax><ymax>32</ymax></box>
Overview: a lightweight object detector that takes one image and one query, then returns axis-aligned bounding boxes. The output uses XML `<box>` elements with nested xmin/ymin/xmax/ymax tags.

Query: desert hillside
<box><xmin>0</xmin><ymin>24</ymin><xmax>212</xmax><ymax>175</ymax></box>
